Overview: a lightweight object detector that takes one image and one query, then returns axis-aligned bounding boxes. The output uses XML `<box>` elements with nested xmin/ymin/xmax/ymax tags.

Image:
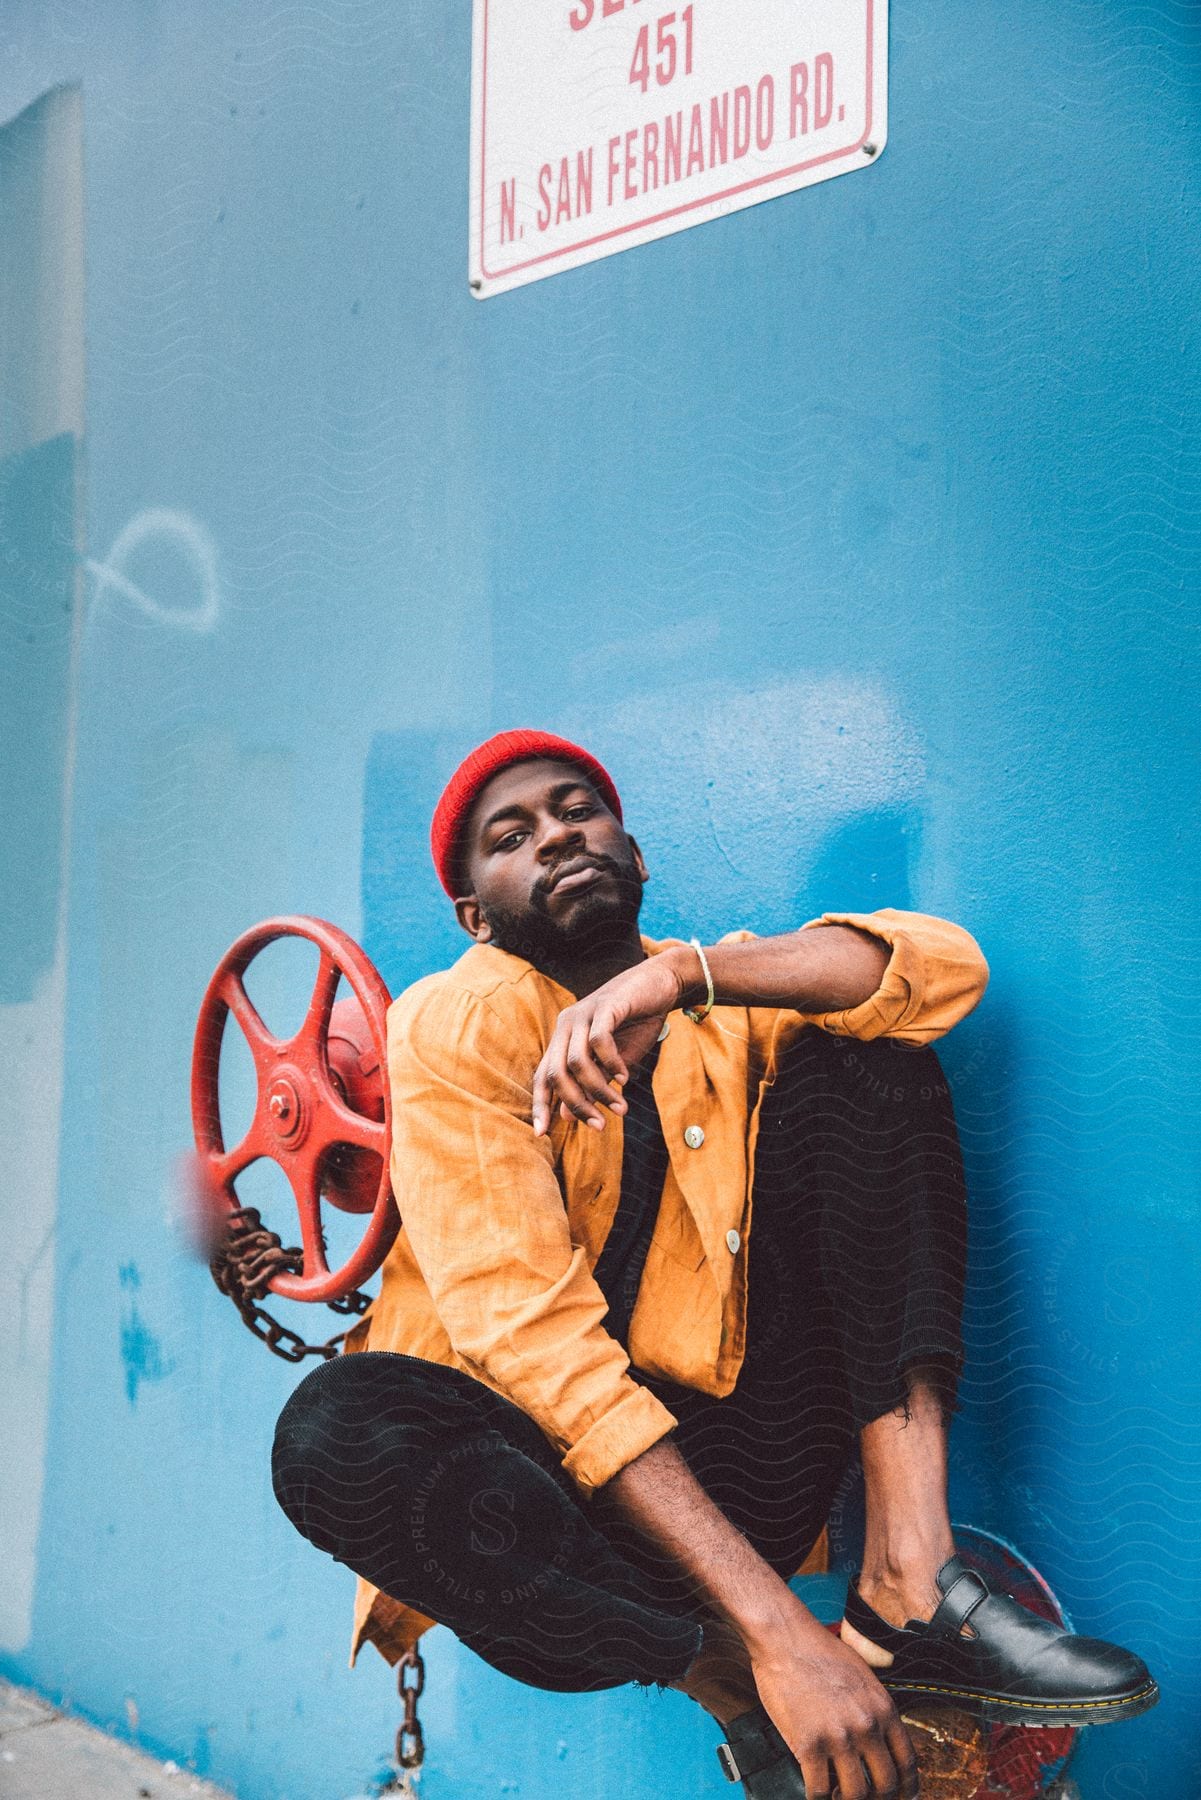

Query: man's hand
<box><xmin>531</xmin><ymin>951</ymin><xmax>692</xmax><ymax>1135</ymax></box>
<box><xmin>531</xmin><ymin>925</ymin><xmax>898</xmax><ymax>1136</ymax></box>
<box><xmin>605</xmin><ymin>1437</ymin><xmax>917</xmax><ymax>1799</ymax></box>
<box><xmin>744</xmin><ymin>1606</ymin><xmax>918</xmax><ymax>1800</ymax></box>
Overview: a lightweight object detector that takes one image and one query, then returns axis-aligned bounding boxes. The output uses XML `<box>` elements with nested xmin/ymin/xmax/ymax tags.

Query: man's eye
<box><xmin>494</xmin><ymin>831</ymin><xmax>526</xmax><ymax>852</ymax></box>
<box><xmin>564</xmin><ymin>805</ymin><xmax>594</xmax><ymax>820</ymax></box>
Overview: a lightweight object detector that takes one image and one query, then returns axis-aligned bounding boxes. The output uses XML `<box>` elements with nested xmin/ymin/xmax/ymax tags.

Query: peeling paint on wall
<box><xmin>119</xmin><ymin>1304</ymin><xmax>176</xmax><ymax>1407</ymax></box>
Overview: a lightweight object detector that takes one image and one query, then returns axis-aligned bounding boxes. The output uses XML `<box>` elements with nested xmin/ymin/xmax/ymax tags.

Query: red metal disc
<box><xmin>191</xmin><ymin>916</ymin><xmax>398</xmax><ymax>1303</ymax></box>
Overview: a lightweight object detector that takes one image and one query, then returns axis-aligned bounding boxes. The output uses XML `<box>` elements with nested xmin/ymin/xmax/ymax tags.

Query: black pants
<box><xmin>272</xmin><ymin>1030</ymin><xmax>967</xmax><ymax>1692</ymax></box>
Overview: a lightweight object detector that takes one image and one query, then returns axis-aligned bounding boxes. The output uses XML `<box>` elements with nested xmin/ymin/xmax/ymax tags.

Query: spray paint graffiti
<box><xmin>86</xmin><ymin>507</ymin><xmax>221</xmax><ymax>632</ymax></box>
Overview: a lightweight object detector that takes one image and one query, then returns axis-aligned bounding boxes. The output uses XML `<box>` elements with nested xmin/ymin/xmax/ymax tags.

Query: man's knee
<box><xmin>820</xmin><ymin>1040</ymin><xmax>958</xmax><ymax>1151</ymax></box>
<box><xmin>271</xmin><ymin>1353</ymin><xmax>444</xmax><ymax>1542</ymax></box>
<box><xmin>767</xmin><ymin>1027</ymin><xmax>950</xmax><ymax>1121</ymax></box>
<box><xmin>271</xmin><ymin>1359</ymin><xmax>355</xmax><ymax>1545</ymax></box>
<box><xmin>270</xmin><ymin>1352</ymin><xmax>560</xmax><ymax>1552</ymax></box>
<box><xmin>834</xmin><ymin>1035</ymin><xmax>946</xmax><ymax>1100</ymax></box>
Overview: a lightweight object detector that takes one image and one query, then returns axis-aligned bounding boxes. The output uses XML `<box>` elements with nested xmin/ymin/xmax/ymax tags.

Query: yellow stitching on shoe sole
<box><xmin>886</xmin><ymin>1680</ymin><xmax>1158</xmax><ymax>1713</ymax></box>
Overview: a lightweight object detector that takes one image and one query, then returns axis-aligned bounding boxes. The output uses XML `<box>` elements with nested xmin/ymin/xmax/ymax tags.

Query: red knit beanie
<box><xmin>430</xmin><ymin>729</ymin><xmax>624</xmax><ymax>897</ymax></box>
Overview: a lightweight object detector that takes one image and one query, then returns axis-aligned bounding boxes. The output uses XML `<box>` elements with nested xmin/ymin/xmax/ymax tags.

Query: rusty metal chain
<box><xmin>395</xmin><ymin>1647</ymin><xmax>426</xmax><ymax>1772</ymax></box>
<box><xmin>207</xmin><ymin>1201</ymin><xmax>427</xmax><ymax>1784</ymax></box>
<box><xmin>209</xmin><ymin>1204</ymin><xmax>371</xmax><ymax>1362</ymax></box>
<box><xmin>376</xmin><ymin>1647</ymin><xmax>426</xmax><ymax>1791</ymax></box>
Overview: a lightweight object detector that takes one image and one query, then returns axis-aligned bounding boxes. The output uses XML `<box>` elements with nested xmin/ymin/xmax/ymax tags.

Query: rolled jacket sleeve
<box><xmin>385</xmin><ymin>981</ymin><xmax>678</xmax><ymax>1493</ymax></box>
<box><xmin>795</xmin><ymin>908</ymin><xmax>990</xmax><ymax>1045</ymax></box>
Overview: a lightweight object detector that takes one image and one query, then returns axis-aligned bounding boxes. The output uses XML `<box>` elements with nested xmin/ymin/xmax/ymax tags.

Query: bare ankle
<box><xmin>860</xmin><ymin>1524</ymin><xmax>955</xmax><ymax>1594</ymax></box>
<box><xmin>856</xmin><ymin>1568</ymin><xmax>942</xmax><ymax>1628</ymax></box>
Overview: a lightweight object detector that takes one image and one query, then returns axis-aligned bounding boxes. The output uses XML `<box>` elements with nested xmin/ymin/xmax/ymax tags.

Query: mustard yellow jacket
<box><xmin>349</xmin><ymin>909</ymin><xmax>989</xmax><ymax>1664</ymax></box>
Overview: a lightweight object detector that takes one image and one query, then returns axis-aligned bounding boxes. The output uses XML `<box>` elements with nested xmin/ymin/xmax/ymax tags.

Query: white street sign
<box><xmin>469</xmin><ymin>0</ymin><xmax>887</xmax><ymax>297</ymax></box>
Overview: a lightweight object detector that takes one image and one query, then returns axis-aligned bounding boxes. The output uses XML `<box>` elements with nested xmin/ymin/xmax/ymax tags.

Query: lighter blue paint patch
<box><xmin>0</xmin><ymin>434</ymin><xmax>77</xmax><ymax>1003</ymax></box>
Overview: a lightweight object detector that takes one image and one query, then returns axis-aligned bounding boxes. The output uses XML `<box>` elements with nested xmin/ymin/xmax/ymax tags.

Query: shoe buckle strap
<box><xmin>715</xmin><ymin>1743</ymin><xmax>742</xmax><ymax>1783</ymax></box>
<box><xmin>929</xmin><ymin>1566</ymin><xmax>990</xmax><ymax>1638</ymax></box>
<box><xmin>719</xmin><ymin>1710</ymin><xmax>789</xmax><ymax>1782</ymax></box>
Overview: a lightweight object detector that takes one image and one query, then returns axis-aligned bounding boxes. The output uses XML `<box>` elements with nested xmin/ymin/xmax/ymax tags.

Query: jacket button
<box><xmin>726</xmin><ymin>1228</ymin><xmax>741</xmax><ymax>1255</ymax></box>
<box><xmin>683</xmin><ymin>1124</ymin><xmax>705</xmax><ymax>1149</ymax></box>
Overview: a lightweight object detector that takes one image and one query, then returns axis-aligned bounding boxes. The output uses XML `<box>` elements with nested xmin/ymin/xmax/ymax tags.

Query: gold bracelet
<box><xmin>683</xmin><ymin>937</ymin><xmax>715</xmax><ymax>1023</ymax></box>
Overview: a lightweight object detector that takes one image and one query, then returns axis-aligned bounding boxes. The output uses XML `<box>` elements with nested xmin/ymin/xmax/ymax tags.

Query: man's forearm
<box><xmin>668</xmin><ymin>924</ymin><xmax>890</xmax><ymax>1018</ymax></box>
<box><xmin>604</xmin><ymin>1435</ymin><xmax>825</xmax><ymax>1651</ymax></box>
<box><xmin>605</xmin><ymin>1431</ymin><xmax>918</xmax><ymax>1797</ymax></box>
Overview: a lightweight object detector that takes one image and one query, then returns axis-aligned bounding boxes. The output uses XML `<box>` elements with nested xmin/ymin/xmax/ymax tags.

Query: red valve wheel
<box><xmin>191</xmin><ymin>916</ymin><xmax>398</xmax><ymax>1304</ymax></box>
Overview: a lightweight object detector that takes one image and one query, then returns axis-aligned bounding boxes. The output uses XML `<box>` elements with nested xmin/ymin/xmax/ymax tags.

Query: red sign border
<box><xmin>477</xmin><ymin>0</ymin><xmax>877</xmax><ymax>285</ymax></box>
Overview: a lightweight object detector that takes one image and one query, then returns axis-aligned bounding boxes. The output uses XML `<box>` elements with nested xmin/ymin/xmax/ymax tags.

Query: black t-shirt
<box><xmin>589</xmin><ymin>1037</ymin><xmax>668</xmax><ymax>1353</ymax></box>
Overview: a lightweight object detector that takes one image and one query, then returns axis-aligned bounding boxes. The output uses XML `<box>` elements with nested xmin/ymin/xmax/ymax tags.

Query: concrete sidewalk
<box><xmin>0</xmin><ymin>1680</ymin><xmax>235</xmax><ymax>1799</ymax></box>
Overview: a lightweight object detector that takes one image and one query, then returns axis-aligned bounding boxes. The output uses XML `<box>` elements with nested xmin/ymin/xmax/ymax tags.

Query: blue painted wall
<box><xmin>2</xmin><ymin>4</ymin><xmax>1198</xmax><ymax>1798</ymax></box>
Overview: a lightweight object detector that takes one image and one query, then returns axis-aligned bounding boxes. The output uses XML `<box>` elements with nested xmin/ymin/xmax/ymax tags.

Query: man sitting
<box><xmin>273</xmin><ymin>729</ymin><xmax>1156</xmax><ymax>1800</ymax></box>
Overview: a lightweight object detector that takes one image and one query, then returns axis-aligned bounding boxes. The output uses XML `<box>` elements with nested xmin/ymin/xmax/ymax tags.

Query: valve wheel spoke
<box><xmin>296</xmin><ymin>949</ymin><xmax>341</xmax><ymax>1056</ymax></box>
<box><xmin>221</xmin><ymin>971</ymin><xmax>283</xmax><ymax>1073</ymax></box>
<box><xmin>290</xmin><ymin>1152</ymin><xmax>329</xmax><ymax>1277</ymax></box>
<box><xmin>195</xmin><ymin>917</ymin><xmax>398</xmax><ymax>1304</ymax></box>
<box><xmin>312</xmin><ymin>1083</ymin><xmax>389</xmax><ymax>1159</ymax></box>
<box><xmin>214</xmin><ymin>1130</ymin><xmax>261</xmax><ymax>1186</ymax></box>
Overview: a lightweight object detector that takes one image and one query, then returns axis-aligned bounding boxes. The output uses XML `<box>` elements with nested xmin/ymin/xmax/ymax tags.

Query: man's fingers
<box><xmin>565</xmin><ymin>1021</ymin><xmax>627</xmax><ymax>1114</ymax></box>
<box><xmin>531</xmin><ymin>1056</ymin><xmax>553</xmax><ymax>1136</ymax></box>
<box><xmin>859</xmin><ymin>1732</ymin><xmax>902</xmax><ymax>1798</ymax></box>
<box><xmin>543</xmin><ymin>1029</ymin><xmax>619</xmax><ymax>1123</ymax></box>
<box><xmin>885</xmin><ymin>1716</ymin><xmax>919</xmax><ymax>1798</ymax></box>
<box><xmin>552</xmin><ymin>1065</ymin><xmax>607</xmax><ymax>1129</ymax></box>
<box><xmin>797</xmin><ymin>1749</ymin><xmax>833</xmax><ymax>1800</ymax></box>
<box><xmin>533</xmin><ymin>1030</ymin><xmax>586</xmax><ymax>1134</ymax></box>
<box><xmin>586</xmin><ymin>1016</ymin><xmax>628</xmax><ymax>1088</ymax></box>
<box><xmin>829</xmin><ymin>1745</ymin><xmax>870</xmax><ymax>1800</ymax></box>
<box><xmin>532</xmin><ymin>1023</ymin><xmax>575</xmax><ymax>1134</ymax></box>
<box><xmin>532</xmin><ymin>1002</ymin><xmax>636</xmax><ymax>1136</ymax></box>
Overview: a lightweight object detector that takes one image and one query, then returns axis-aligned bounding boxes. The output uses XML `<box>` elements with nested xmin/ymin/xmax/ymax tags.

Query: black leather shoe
<box><xmin>715</xmin><ymin>1706</ymin><xmax>806</xmax><ymax>1796</ymax></box>
<box><xmin>843</xmin><ymin>1554</ymin><xmax>1159</xmax><ymax>1726</ymax></box>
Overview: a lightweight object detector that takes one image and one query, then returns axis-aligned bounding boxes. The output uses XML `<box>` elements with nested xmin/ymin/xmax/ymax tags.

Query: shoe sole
<box><xmin>884</xmin><ymin>1676</ymin><xmax>1160</xmax><ymax>1728</ymax></box>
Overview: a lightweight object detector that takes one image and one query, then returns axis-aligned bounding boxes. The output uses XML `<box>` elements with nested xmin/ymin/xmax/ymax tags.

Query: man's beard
<box><xmin>478</xmin><ymin>847</ymin><xmax>644</xmax><ymax>971</ymax></box>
